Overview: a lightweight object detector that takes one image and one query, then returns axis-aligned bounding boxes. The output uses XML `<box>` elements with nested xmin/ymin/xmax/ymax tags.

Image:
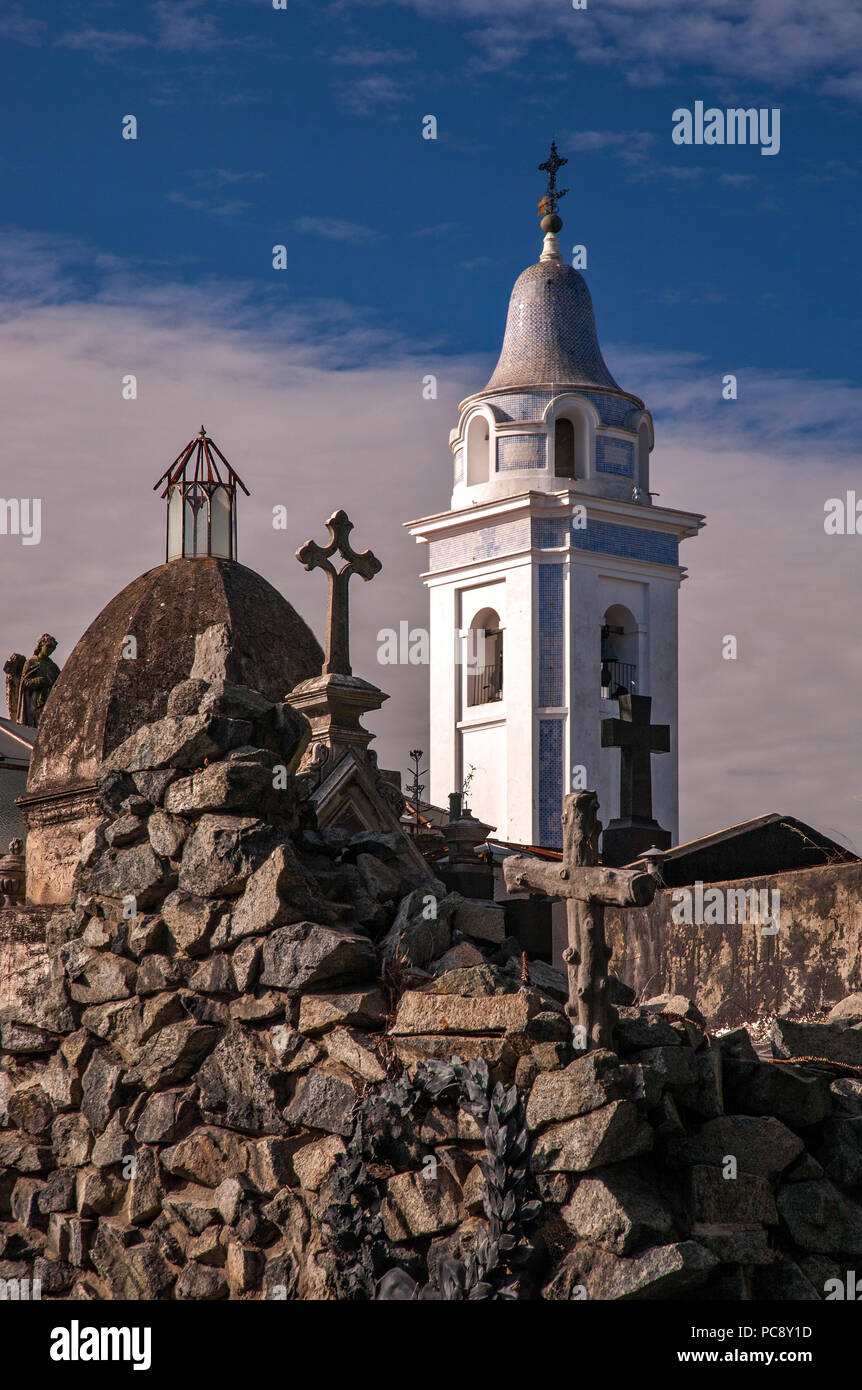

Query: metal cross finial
<box><xmin>538</xmin><ymin>139</ymin><xmax>569</xmax><ymax>216</ymax></box>
<box><xmin>407</xmin><ymin>748</ymin><xmax>427</xmax><ymax>838</ymax></box>
<box><xmin>297</xmin><ymin>509</ymin><xmax>382</xmax><ymax>676</ymax></box>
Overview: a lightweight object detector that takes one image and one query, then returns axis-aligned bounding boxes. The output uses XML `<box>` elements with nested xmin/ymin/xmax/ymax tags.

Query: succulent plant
<box><xmin>375</xmin><ymin>1057</ymin><xmax>542</xmax><ymax>1300</ymax></box>
<box><xmin>322</xmin><ymin>1055</ymin><xmax>542</xmax><ymax>1300</ymax></box>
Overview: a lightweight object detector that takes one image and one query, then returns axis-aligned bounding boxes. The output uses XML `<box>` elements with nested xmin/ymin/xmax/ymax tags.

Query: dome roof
<box><xmin>484</xmin><ymin>259</ymin><xmax>621</xmax><ymax>393</ymax></box>
<box><xmin>27</xmin><ymin>558</ymin><xmax>323</xmax><ymax>799</ymax></box>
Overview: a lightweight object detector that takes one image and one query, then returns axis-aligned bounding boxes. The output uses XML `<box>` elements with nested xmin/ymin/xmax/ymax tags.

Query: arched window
<box><xmin>600</xmin><ymin>605</ymin><xmax>638</xmax><ymax>700</ymax></box>
<box><xmin>466</xmin><ymin>607</ymin><xmax>503</xmax><ymax>706</ymax></box>
<box><xmin>554</xmin><ymin>418</ymin><xmax>575</xmax><ymax>479</ymax></box>
<box><xmin>553</xmin><ymin>407</ymin><xmax>589</xmax><ymax>479</ymax></box>
<box><xmin>466</xmin><ymin>414</ymin><xmax>491</xmax><ymax>486</ymax></box>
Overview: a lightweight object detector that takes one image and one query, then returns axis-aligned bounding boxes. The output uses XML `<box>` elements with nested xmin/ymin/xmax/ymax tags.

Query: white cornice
<box><xmin>405</xmin><ymin>487</ymin><xmax>705</xmax><ymax>543</ymax></box>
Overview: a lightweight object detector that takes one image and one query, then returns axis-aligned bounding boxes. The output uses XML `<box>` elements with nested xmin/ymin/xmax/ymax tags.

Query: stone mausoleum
<box><xmin>18</xmin><ymin>430</ymin><xmax>323</xmax><ymax>906</ymax></box>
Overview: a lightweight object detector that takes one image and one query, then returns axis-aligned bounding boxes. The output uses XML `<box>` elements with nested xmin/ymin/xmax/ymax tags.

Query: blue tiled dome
<box><xmin>485</xmin><ymin>260</ymin><xmax>621</xmax><ymax>392</ymax></box>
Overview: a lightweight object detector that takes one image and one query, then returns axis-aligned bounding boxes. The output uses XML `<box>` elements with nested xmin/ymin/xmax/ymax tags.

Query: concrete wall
<box><xmin>605</xmin><ymin>860</ymin><xmax>862</xmax><ymax>1029</ymax></box>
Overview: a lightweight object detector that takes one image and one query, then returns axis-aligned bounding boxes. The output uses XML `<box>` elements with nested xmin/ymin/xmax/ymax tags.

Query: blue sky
<box><xmin>2</xmin><ymin>0</ymin><xmax>862</xmax><ymax>847</ymax></box>
<box><xmin>3</xmin><ymin>0</ymin><xmax>860</xmax><ymax>378</ymax></box>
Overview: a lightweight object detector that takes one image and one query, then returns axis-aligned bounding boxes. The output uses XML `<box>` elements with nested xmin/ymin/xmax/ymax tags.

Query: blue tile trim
<box><xmin>532</xmin><ymin>518</ymin><xmax>570</xmax><ymax>548</ymax></box>
<box><xmin>427</xmin><ymin>518</ymin><xmax>531</xmax><ymax>571</ymax></box>
<box><xmin>538</xmin><ymin>719</ymin><xmax>563</xmax><ymax>849</ymax></box>
<box><xmin>496</xmin><ymin>433</ymin><xmax>547</xmax><ymax>472</ymax></box>
<box><xmin>572</xmin><ymin>520</ymin><xmax>678</xmax><ymax>566</ymax></box>
<box><xmin>596</xmin><ymin>437</ymin><xmax>634</xmax><ymax>476</ymax></box>
<box><xmin>483</xmin><ymin>391</ymin><xmax>552</xmax><ymax>422</ymax></box>
<box><xmin>538</xmin><ymin>564</ymin><xmax>564</xmax><ymax>706</ymax></box>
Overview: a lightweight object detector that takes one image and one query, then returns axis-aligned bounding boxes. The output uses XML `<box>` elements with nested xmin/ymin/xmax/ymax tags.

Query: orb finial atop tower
<box><xmin>537</xmin><ymin>139</ymin><xmax>568</xmax><ymax>262</ymax></box>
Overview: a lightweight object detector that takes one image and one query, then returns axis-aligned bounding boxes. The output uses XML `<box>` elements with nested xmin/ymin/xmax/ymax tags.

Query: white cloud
<box><xmin>330</xmin><ymin>46</ymin><xmax>417</xmax><ymax>67</ymax></box>
<box><xmin>292</xmin><ymin>217</ymin><xmax>383</xmax><ymax>244</ymax></box>
<box><xmin>370</xmin><ymin>0</ymin><xmax>862</xmax><ymax>98</ymax></box>
<box><xmin>55</xmin><ymin>0</ymin><xmax>245</xmax><ymax>62</ymax></box>
<box><xmin>168</xmin><ymin>191</ymin><xmax>252</xmax><ymax>217</ymax></box>
<box><xmin>336</xmin><ymin>72</ymin><xmax>410</xmax><ymax>115</ymax></box>
<box><xmin>54</xmin><ymin>26</ymin><xmax>151</xmax><ymax>60</ymax></box>
<box><xmin>0</xmin><ymin>7</ymin><xmax>46</xmax><ymax>46</ymax></box>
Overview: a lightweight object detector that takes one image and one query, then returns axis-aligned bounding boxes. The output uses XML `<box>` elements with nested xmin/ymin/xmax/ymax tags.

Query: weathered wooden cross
<box><xmin>503</xmin><ymin>790</ymin><xmax>658</xmax><ymax>1050</ymax></box>
<box><xmin>296</xmin><ymin>510</ymin><xmax>382</xmax><ymax>677</ymax></box>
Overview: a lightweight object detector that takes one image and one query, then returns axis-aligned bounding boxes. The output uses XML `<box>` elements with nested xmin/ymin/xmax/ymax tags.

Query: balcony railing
<box><xmin>601</xmin><ymin>659</ymin><xmax>636</xmax><ymax>700</ymax></box>
<box><xmin>467</xmin><ymin>662</ymin><xmax>503</xmax><ymax>707</ymax></box>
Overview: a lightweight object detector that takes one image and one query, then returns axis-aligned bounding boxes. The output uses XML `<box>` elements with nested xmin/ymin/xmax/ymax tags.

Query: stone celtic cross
<box><xmin>296</xmin><ymin>510</ymin><xmax>382</xmax><ymax>677</ymax></box>
<box><xmin>503</xmin><ymin>790</ymin><xmax>658</xmax><ymax>1050</ymax></box>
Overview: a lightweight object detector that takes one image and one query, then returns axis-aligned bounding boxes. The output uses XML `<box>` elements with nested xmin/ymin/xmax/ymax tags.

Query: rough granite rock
<box><xmin>562</xmin><ymin>1164</ymin><xmax>675</xmax><ymax>1254</ymax></box>
<box><xmin>544</xmin><ymin>1240</ymin><xmax>717</xmax><ymax>1301</ymax></box>
<box><xmin>322</xmin><ymin>1027</ymin><xmax>386</xmax><ymax>1082</ymax></box>
<box><xmin>670</xmin><ymin>1115</ymin><xmax>805</xmax><ymax>1178</ymax></box>
<box><xmin>104</xmin><ymin>713</ymin><xmax>247</xmax><ymax>775</ymax></box>
<box><xmin>89</xmin><ymin>1223</ymin><xmax>174</xmax><ymax>1299</ymax></box>
<box><xmin>807</xmin><ymin>1117</ymin><xmax>862</xmax><ymax>1187</ymax></box>
<box><xmin>260</xmin><ymin>922</ymin><xmax>376</xmax><ymax>995</ymax></box>
<box><xmin>194</xmin><ymin>1026</ymin><xmax>285</xmax><ymax>1135</ymax></box>
<box><xmin>614</xmin><ymin>1008</ymin><xmax>682</xmax><ymax>1051</ymax></box>
<box><xmin>147</xmin><ymin>811</ymin><xmax>188</xmax><ymax>861</ymax></box>
<box><xmin>122</xmin><ymin>1022</ymin><xmax>219</xmax><ymax>1091</ymax></box>
<box><xmin>84</xmin><ymin>843</ymin><xmax>171</xmax><ymax>911</ymax></box>
<box><xmin>161</xmin><ymin>1127</ymin><xmax>250</xmax><ymax>1187</ymax></box>
<box><xmin>526</xmin><ymin>1051</ymin><xmax>643</xmax><ymax>1131</ymax></box>
<box><xmin>383</xmin><ymin>1167</ymin><xmax>461</xmax><ymax>1240</ymax></box>
<box><xmin>179</xmin><ymin>816</ymin><xmax>282</xmax><ymax>898</ymax></box>
<box><xmin>229</xmin><ymin>844</ymin><xmax>333</xmax><ymax>940</ymax></box>
<box><xmin>164</xmin><ymin>758</ymin><xmax>281</xmax><ymax>817</ymax></box>
<box><xmin>392</xmin><ymin>988</ymin><xmax>540</xmax><ymax>1036</ymax></box>
<box><xmin>772</xmin><ymin>1018</ymin><xmax>862</xmax><ymax>1068</ymax></box>
<box><xmin>724</xmin><ymin>1058</ymin><xmax>831</xmax><ymax>1128</ymax></box>
<box><xmin>689</xmin><ymin>1165</ymin><xmax>778</xmax><ymax>1225</ymax></box>
<box><xmin>80</xmin><ymin>1052</ymin><xmax>125</xmax><ymax>1134</ymax></box>
<box><xmin>292</xmin><ymin>1136</ymin><xmax>346</xmax><ymax>1192</ymax></box>
<box><xmin>160</xmin><ymin>892</ymin><xmax>224</xmax><ymax>957</ymax></box>
<box><xmin>379</xmin><ymin>887</ymin><xmax>453</xmax><ymax>967</ymax></box>
<box><xmin>283</xmin><ymin>1070</ymin><xmax>357</xmax><ymax>1138</ymax></box>
<box><xmin>452</xmin><ymin>899</ymin><xmax>506</xmax><ymax>945</ymax></box>
<box><xmin>777</xmin><ymin>1180</ymin><xmax>862</xmax><ymax>1255</ymax></box>
<box><xmin>297</xmin><ymin>988</ymin><xmax>387</xmax><ymax>1035</ymax></box>
<box><xmin>531</xmin><ymin>1100</ymin><xmax>653</xmax><ymax>1174</ymax></box>
<box><xmin>826</xmin><ymin>994</ymin><xmax>862</xmax><ymax>1026</ymax></box>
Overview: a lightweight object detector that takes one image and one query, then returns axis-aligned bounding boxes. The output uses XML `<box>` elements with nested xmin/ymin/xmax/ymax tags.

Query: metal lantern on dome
<box><xmin>154</xmin><ymin>426</ymin><xmax>249</xmax><ymax>562</ymax></box>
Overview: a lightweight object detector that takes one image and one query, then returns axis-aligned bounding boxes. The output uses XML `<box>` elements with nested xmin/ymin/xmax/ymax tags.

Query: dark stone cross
<box><xmin>504</xmin><ymin>790</ymin><xmax>658</xmax><ymax>1050</ymax></box>
<box><xmin>600</xmin><ymin>693</ymin><xmax>672</xmax><ymax>867</ymax></box>
<box><xmin>296</xmin><ymin>510</ymin><xmax>382</xmax><ymax>677</ymax></box>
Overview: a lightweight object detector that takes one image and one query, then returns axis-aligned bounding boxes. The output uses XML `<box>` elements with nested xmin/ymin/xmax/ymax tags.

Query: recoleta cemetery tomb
<box><xmin>2</xmin><ymin>143</ymin><xmax>862</xmax><ymax>1314</ymax></box>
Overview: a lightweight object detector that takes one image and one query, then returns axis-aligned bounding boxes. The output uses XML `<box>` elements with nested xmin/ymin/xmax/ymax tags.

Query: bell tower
<box><xmin>406</xmin><ymin>146</ymin><xmax>704</xmax><ymax>851</ymax></box>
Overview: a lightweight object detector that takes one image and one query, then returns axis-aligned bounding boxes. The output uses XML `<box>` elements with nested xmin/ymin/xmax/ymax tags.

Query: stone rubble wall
<box><xmin>2</xmin><ymin>676</ymin><xmax>862</xmax><ymax>1300</ymax></box>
